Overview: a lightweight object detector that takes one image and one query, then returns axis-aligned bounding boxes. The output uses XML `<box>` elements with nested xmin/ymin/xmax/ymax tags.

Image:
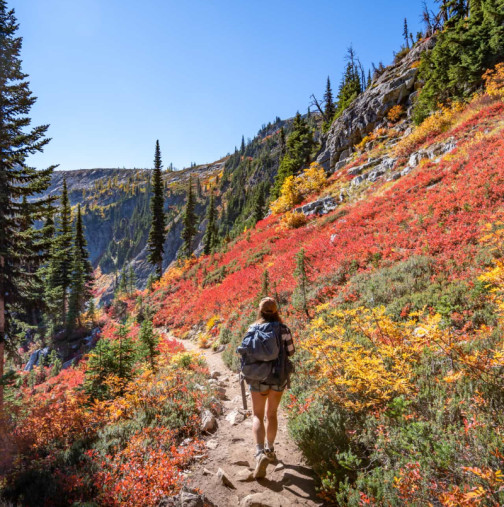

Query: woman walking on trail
<box><xmin>238</xmin><ymin>297</ymin><xmax>295</xmax><ymax>479</ymax></box>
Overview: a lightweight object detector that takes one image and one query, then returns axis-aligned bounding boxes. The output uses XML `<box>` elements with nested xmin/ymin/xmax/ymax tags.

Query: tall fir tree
<box><xmin>147</xmin><ymin>140</ymin><xmax>167</xmax><ymax>278</ymax></box>
<box><xmin>323</xmin><ymin>76</ymin><xmax>336</xmax><ymax>128</ymax></box>
<box><xmin>335</xmin><ymin>46</ymin><xmax>363</xmax><ymax>117</ymax></box>
<box><xmin>253</xmin><ymin>189</ymin><xmax>265</xmax><ymax>225</ymax></box>
<box><xmin>0</xmin><ymin>1</ymin><xmax>56</xmax><ymax>411</ymax></box>
<box><xmin>403</xmin><ymin>18</ymin><xmax>410</xmax><ymax>48</ymax></box>
<box><xmin>49</xmin><ymin>178</ymin><xmax>73</xmax><ymax>325</ymax></box>
<box><xmin>203</xmin><ymin>191</ymin><xmax>217</xmax><ymax>255</ymax></box>
<box><xmin>272</xmin><ymin>112</ymin><xmax>314</xmax><ymax>198</ymax></box>
<box><xmin>67</xmin><ymin>205</ymin><xmax>93</xmax><ymax>332</ymax></box>
<box><xmin>293</xmin><ymin>248</ymin><xmax>311</xmax><ymax>320</ymax></box>
<box><xmin>181</xmin><ymin>176</ymin><xmax>197</xmax><ymax>258</ymax></box>
<box><xmin>138</xmin><ymin>318</ymin><xmax>159</xmax><ymax>371</ymax></box>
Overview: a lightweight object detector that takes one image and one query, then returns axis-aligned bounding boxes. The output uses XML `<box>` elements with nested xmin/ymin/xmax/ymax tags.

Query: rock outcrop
<box><xmin>317</xmin><ymin>37</ymin><xmax>436</xmax><ymax>172</ymax></box>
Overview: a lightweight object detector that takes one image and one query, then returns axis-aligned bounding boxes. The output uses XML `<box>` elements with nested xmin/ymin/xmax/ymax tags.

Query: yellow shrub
<box><xmin>280</xmin><ymin>211</ymin><xmax>308</xmax><ymax>229</ymax></box>
<box><xmin>270</xmin><ymin>162</ymin><xmax>327</xmax><ymax>214</ymax></box>
<box><xmin>301</xmin><ymin>306</ymin><xmax>427</xmax><ymax>412</ymax></box>
<box><xmin>395</xmin><ymin>102</ymin><xmax>464</xmax><ymax>157</ymax></box>
<box><xmin>484</xmin><ymin>62</ymin><xmax>504</xmax><ymax>99</ymax></box>
<box><xmin>206</xmin><ymin>315</ymin><xmax>220</xmax><ymax>332</ymax></box>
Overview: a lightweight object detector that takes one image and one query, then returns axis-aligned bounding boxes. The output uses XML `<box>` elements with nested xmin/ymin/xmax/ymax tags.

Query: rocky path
<box><xmin>181</xmin><ymin>338</ymin><xmax>324</xmax><ymax>507</ymax></box>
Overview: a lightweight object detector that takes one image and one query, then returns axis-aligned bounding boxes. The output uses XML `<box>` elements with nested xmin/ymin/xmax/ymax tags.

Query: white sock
<box><xmin>256</xmin><ymin>444</ymin><xmax>264</xmax><ymax>456</ymax></box>
<box><xmin>267</xmin><ymin>441</ymin><xmax>274</xmax><ymax>451</ymax></box>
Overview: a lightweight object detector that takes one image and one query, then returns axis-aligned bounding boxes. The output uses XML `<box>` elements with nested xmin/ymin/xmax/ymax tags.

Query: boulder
<box><xmin>200</xmin><ymin>410</ymin><xmax>217</xmax><ymax>432</ymax></box>
<box><xmin>206</xmin><ymin>439</ymin><xmax>219</xmax><ymax>450</ymax></box>
<box><xmin>226</xmin><ymin>409</ymin><xmax>245</xmax><ymax>425</ymax></box>
<box><xmin>216</xmin><ymin>468</ymin><xmax>235</xmax><ymax>489</ymax></box>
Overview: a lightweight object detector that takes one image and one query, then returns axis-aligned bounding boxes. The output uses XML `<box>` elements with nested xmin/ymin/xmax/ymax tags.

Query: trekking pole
<box><xmin>240</xmin><ymin>373</ymin><xmax>248</xmax><ymax>410</ymax></box>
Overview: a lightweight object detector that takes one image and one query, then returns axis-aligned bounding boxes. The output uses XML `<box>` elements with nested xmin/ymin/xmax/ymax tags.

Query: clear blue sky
<box><xmin>13</xmin><ymin>0</ymin><xmax>435</xmax><ymax>171</ymax></box>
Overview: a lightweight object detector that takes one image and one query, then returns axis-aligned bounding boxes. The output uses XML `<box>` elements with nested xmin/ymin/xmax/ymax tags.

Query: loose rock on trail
<box><xmin>180</xmin><ymin>337</ymin><xmax>324</xmax><ymax>507</ymax></box>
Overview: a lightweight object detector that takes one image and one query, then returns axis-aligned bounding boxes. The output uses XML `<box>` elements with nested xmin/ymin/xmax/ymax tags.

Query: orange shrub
<box><xmin>388</xmin><ymin>105</ymin><xmax>404</xmax><ymax>123</ymax></box>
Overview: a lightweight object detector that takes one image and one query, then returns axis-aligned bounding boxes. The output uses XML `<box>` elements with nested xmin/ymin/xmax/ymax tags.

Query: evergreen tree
<box><xmin>84</xmin><ymin>337</ymin><xmax>116</xmax><ymax>399</ymax></box>
<box><xmin>292</xmin><ymin>248</ymin><xmax>311</xmax><ymax>320</ymax></box>
<box><xmin>335</xmin><ymin>46</ymin><xmax>363</xmax><ymax>117</ymax></box>
<box><xmin>403</xmin><ymin>18</ymin><xmax>410</xmax><ymax>48</ymax></box>
<box><xmin>138</xmin><ymin>318</ymin><xmax>159</xmax><ymax>370</ymax></box>
<box><xmin>117</xmin><ymin>267</ymin><xmax>128</xmax><ymax>295</ymax></box>
<box><xmin>279</xmin><ymin>127</ymin><xmax>286</xmax><ymax>157</ymax></box>
<box><xmin>0</xmin><ymin>2</ymin><xmax>57</xmax><ymax>409</ymax></box>
<box><xmin>67</xmin><ymin>205</ymin><xmax>93</xmax><ymax>332</ymax></box>
<box><xmin>323</xmin><ymin>76</ymin><xmax>336</xmax><ymax>128</ymax></box>
<box><xmin>272</xmin><ymin>113</ymin><xmax>314</xmax><ymax>198</ymax></box>
<box><xmin>128</xmin><ymin>265</ymin><xmax>136</xmax><ymax>294</ymax></box>
<box><xmin>147</xmin><ymin>140</ymin><xmax>167</xmax><ymax>278</ymax></box>
<box><xmin>240</xmin><ymin>135</ymin><xmax>245</xmax><ymax>153</ymax></box>
<box><xmin>253</xmin><ymin>189</ymin><xmax>265</xmax><ymax>224</ymax></box>
<box><xmin>48</xmin><ymin>179</ymin><xmax>73</xmax><ymax>329</ymax></box>
<box><xmin>203</xmin><ymin>192</ymin><xmax>217</xmax><ymax>255</ymax></box>
<box><xmin>181</xmin><ymin>176</ymin><xmax>197</xmax><ymax>258</ymax></box>
<box><xmin>115</xmin><ymin>323</ymin><xmax>135</xmax><ymax>390</ymax></box>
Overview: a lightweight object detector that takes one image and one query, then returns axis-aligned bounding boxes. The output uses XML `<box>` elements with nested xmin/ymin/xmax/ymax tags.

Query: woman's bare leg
<box><xmin>251</xmin><ymin>390</ymin><xmax>269</xmax><ymax>447</ymax></box>
<box><xmin>265</xmin><ymin>389</ymin><xmax>284</xmax><ymax>447</ymax></box>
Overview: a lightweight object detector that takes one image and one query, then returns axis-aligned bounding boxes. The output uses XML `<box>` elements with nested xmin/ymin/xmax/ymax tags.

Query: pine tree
<box><xmin>403</xmin><ymin>18</ymin><xmax>410</xmax><ymax>48</ymax></box>
<box><xmin>181</xmin><ymin>176</ymin><xmax>197</xmax><ymax>258</ymax></box>
<box><xmin>323</xmin><ymin>77</ymin><xmax>336</xmax><ymax>128</ymax></box>
<box><xmin>67</xmin><ymin>204</ymin><xmax>93</xmax><ymax>332</ymax></box>
<box><xmin>279</xmin><ymin>127</ymin><xmax>286</xmax><ymax>157</ymax></box>
<box><xmin>0</xmin><ymin>1</ymin><xmax>56</xmax><ymax>410</ymax></box>
<box><xmin>147</xmin><ymin>140</ymin><xmax>167</xmax><ymax>278</ymax></box>
<box><xmin>335</xmin><ymin>47</ymin><xmax>363</xmax><ymax>117</ymax></box>
<box><xmin>138</xmin><ymin>318</ymin><xmax>159</xmax><ymax>370</ymax></box>
<box><xmin>128</xmin><ymin>265</ymin><xmax>136</xmax><ymax>294</ymax></box>
<box><xmin>292</xmin><ymin>248</ymin><xmax>311</xmax><ymax>320</ymax></box>
<box><xmin>240</xmin><ymin>135</ymin><xmax>245</xmax><ymax>153</ymax></box>
<box><xmin>115</xmin><ymin>323</ymin><xmax>135</xmax><ymax>391</ymax></box>
<box><xmin>203</xmin><ymin>192</ymin><xmax>217</xmax><ymax>255</ymax></box>
<box><xmin>272</xmin><ymin>113</ymin><xmax>314</xmax><ymax>199</ymax></box>
<box><xmin>49</xmin><ymin>179</ymin><xmax>73</xmax><ymax>325</ymax></box>
<box><xmin>84</xmin><ymin>337</ymin><xmax>116</xmax><ymax>399</ymax></box>
<box><xmin>253</xmin><ymin>189</ymin><xmax>265</xmax><ymax>225</ymax></box>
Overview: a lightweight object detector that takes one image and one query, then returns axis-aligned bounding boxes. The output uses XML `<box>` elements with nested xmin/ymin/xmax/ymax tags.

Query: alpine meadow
<box><xmin>2</xmin><ymin>0</ymin><xmax>504</xmax><ymax>505</ymax></box>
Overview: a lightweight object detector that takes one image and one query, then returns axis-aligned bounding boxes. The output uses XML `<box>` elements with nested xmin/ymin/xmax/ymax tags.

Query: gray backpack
<box><xmin>237</xmin><ymin>322</ymin><xmax>281</xmax><ymax>382</ymax></box>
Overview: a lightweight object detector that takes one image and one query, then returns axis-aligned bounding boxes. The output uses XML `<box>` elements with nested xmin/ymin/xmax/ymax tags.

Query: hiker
<box><xmin>237</xmin><ymin>297</ymin><xmax>295</xmax><ymax>479</ymax></box>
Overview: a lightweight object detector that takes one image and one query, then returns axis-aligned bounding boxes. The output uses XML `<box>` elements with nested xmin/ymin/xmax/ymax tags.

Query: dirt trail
<box><xmin>181</xmin><ymin>338</ymin><xmax>324</xmax><ymax>507</ymax></box>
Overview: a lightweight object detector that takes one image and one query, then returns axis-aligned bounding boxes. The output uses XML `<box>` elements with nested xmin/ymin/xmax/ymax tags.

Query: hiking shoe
<box><xmin>253</xmin><ymin>452</ymin><xmax>270</xmax><ymax>479</ymax></box>
<box><xmin>265</xmin><ymin>449</ymin><xmax>277</xmax><ymax>464</ymax></box>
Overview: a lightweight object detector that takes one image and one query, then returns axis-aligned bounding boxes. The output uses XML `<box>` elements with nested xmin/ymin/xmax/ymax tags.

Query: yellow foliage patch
<box><xmin>484</xmin><ymin>62</ymin><xmax>504</xmax><ymax>99</ymax></box>
<box><xmin>270</xmin><ymin>162</ymin><xmax>327</xmax><ymax>214</ymax></box>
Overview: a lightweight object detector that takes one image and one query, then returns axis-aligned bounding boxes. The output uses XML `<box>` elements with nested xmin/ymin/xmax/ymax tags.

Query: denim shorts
<box><xmin>248</xmin><ymin>381</ymin><xmax>287</xmax><ymax>393</ymax></box>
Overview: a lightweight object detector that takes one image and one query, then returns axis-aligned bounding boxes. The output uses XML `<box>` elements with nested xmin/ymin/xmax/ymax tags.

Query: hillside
<box><xmin>142</xmin><ymin>68</ymin><xmax>504</xmax><ymax>503</ymax></box>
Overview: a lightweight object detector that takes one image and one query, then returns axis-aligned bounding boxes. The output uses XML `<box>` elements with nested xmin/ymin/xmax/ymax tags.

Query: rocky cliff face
<box><xmin>317</xmin><ymin>38</ymin><xmax>436</xmax><ymax>172</ymax></box>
